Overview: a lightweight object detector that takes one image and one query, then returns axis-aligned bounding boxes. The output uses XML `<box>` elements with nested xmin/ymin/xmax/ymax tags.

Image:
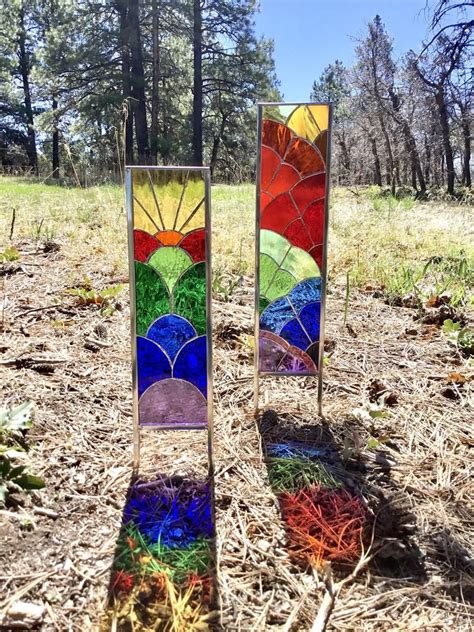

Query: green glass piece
<box><xmin>260</xmin><ymin>296</ymin><xmax>270</xmax><ymax>313</ymax></box>
<box><xmin>260</xmin><ymin>230</ymin><xmax>291</xmax><ymax>264</ymax></box>
<box><xmin>281</xmin><ymin>246</ymin><xmax>320</xmax><ymax>281</ymax></box>
<box><xmin>266</xmin><ymin>268</ymin><xmax>297</xmax><ymax>301</ymax></box>
<box><xmin>260</xmin><ymin>253</ymin><xmax>279</xmax><ymax>295</ymax></box>
<box><xmin>173</xmin><ymin>262</ymin><xmax>207</xmax><ymax>335</ymax></box>
<box><xmin>134</xmin><ymin>261</ymin><xmax>170</xmax><ymax>336</ymax></box>
<box><xmin>148</xmin><ymin>246</ymin><xmax>193</xmax><ymax>292</ymax></box>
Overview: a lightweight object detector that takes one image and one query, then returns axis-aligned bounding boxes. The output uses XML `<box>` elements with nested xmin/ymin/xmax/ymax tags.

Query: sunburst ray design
<box><xmin>133</xmin><ymin>169</ymin><xmax>206</xmax><ymax>239</ymax></box>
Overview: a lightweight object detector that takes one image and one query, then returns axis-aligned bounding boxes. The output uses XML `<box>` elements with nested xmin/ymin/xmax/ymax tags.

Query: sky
<box><xmin>254</xmin><ymin>0</ymin><xmax>434</xmax><ymax>101</ymax></box>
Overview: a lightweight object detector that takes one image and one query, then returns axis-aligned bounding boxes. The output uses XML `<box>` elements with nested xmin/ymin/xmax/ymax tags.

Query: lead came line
<box><xmin>173</xmin><ymin>171</ymin><xmax>189</xmax><ymax>231</ymax></box>
<box><xmin>133</xmin><ymin>195</ymin><xmax>162</xmax><ymax>234</ymax></box>
<box><xmin>179</xmin><ymin>197</ymin><xmax>205</xmax><ymax>233</ymax></box>
<box><xmin>147</xmin><ymin>170</ymin><xmax>166</xmax><ymax>230</ymax></box>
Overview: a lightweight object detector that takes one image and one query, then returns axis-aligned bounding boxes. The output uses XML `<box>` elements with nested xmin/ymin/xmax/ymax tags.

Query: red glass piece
<box><xmin>261</xmin><ymin>191</ymin><xmax>273</xmax><ymax>211</ymax></box>
<box><xmin>309</xmin><ymin>244</ymin><xmax>323</xmax><ymax>270</ymax></box>
<box><xmin>262</xmin><ymin>119</ymin><xmax>293</xmax><ymax>158</ymax></box>
<box><xmin>303</xmin><ymin>200</ymin><xmax>325</xmax><ymax>243</ymax></box>
<box><xmin>267</xmin><ymin>163</ymin><xmax>300</xmax><ymax>198</ymax></box>
<box><xmin>283</xmin><ymin>218</ymin><xmax>313</xmax><ymax>251</ymax></box>
<box><xmin>285</xmin><ymin>137</ymin><xmax>325</xmax><ymax>176</ymax></box>
<box><xmin>134</xmin><ymin>229</ymin><xmax>161</xmax><ymax>262</ymax></box>
<box><xmin>261</xmin><ymin>193</ymin><xmax>299</xmax><ymax>231</ymax></box>
<box><xmin>179</xmin><ymin>228</ymin><xmax>206</xmax><ymax>263</ymax></box>
<box><xmin>291</xmin><ymin>174</ymin><xmax>326</xmax><ymax>212</ymax></box>
<box><xmin>261</xmin><ymin>145</ymin><xmax>281</xmax><ymax>190</ymax></box>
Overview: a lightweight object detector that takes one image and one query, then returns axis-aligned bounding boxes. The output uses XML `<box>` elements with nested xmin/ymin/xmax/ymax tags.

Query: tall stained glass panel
<box><xmin>255</xmin><ymin>103</ymin><xmax>331</xmax><ymax>382</ymax></box>
<box><xmin>126</xmin><ymin>167</ymin><xmax>212</xmax><ymax>463</ymax></box>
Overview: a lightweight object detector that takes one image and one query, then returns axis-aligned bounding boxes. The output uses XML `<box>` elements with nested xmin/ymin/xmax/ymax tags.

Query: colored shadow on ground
<box><xmin>103</xmin><ymin>475</ymin><xmax>217</xmax><ymax>631</ymax></box>
<box><xmin>259</xmin><ymin>414</ymin><xmax>368</xmax><ymax>573</ymax></box>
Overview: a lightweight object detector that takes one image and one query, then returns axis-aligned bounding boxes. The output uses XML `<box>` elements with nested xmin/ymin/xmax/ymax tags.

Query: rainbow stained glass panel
<box><xmin>256</xmin><ymin>104</ymin><xmax>331</xmax><ymax>375</ymax></box>
<box><xmin>127</xmin><ymin>167</ymin><xmax>211</xmax><ymax>428</ymax></box>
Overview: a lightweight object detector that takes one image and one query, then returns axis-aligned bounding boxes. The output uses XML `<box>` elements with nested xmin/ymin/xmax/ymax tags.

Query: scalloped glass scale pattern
<box><xmin>130</xmin><ymin>168</ymin><xmax>209</xmax><ymax>427</ymax></box>
<box><xmin>258</xmin><ymin>104</ymin><xmax>329</xmax><ymax>374</ymax></box>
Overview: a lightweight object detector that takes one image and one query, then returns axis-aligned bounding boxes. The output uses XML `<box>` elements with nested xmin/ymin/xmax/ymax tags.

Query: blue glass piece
<box><xmin>288</xmin><ymin>277</ymin><xmax>321</xmax><ymax>313</ymax></box>
<box><xmin>280</xmin><ymin>318</ymin><xmax>311</xmax><ymax>350</ymax></box>
<box><xmin>137</xmin><ymin>336</ymin><xmax>172</xmax><ymax>398</ymax></box>
<box><xmin>173</xmin><ymin>336</ymin><xmax>207</xmax><ymax>397</ymax></box>
<box><xmin>259</xmin><ymin>297</ymin><xmax>294</xmax><ymax>334</ymax></box>
<box><xmin>146</xmin><ymin>314</ymin><xmax>196</xmax><ymax>361</ymax></box>
<box><xmin>299</xmin><ymin>301</ymin><xmax>321</xmax><ymax>342</ymax></box>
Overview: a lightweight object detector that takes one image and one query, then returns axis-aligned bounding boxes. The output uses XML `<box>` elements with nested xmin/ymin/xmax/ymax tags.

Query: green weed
<box><xmin>0</xmin><ymin>246</ymin><xmax>20</xmax><ymax>262</ymax></box>
<box><xmin>65</xmin><ymin>275</ymin><xmax>124</xmax><ymax>315</ymax></box>
<box><xmin>442</xmin><ymin>319</ymin><xmax>474</xmax><ymax>357</ymax></box>
<box><xmin>0</xmin><ymin>401</ymin><xmax>45</xmax><ymax>505</ymax></box>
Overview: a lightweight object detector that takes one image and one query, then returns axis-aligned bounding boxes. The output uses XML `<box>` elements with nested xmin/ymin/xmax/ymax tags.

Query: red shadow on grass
<box><xmin>102</xmin><ymin>473</ymin><xmax>219</xmax><ymax>630</ymax></box>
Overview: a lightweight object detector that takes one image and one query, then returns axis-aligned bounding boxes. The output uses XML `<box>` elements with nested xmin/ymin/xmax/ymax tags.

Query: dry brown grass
<box><xmin>0</xmin><ymin>178</ymin><xmax>473</xmax><ymax>631</ymax></box>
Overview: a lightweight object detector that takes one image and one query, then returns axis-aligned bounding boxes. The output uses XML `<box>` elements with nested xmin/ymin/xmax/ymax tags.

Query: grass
<box><xmin>1</xmin><ymin>177</ymin><xmax>472</xmax><ymax>307</ymax></box>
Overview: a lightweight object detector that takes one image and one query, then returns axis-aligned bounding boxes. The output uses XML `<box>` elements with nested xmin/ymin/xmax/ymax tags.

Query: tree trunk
<box><xmin>52</xmin><ymin>96</ymin><xmax>59</xmax><ymax>179</ymax></box>
<box><xmin>424</xmin><ymin>135</ymin><xmax>431</xmax><ymax>186</ymax></box>
<box><xmin>128</xmin><ymin>0</ymin><xmax>149</xmax><ymax>163</ymax></box>
<box><xmin>117</xmin><ymin>0</ymin><xmax>133</xmax><ymax>164</ymax></box>
<box><xmin>192</xmin><ymin>0</ymin><xmax>203</xmax><ymax>165</ymax></box>
<box><xmin>379</xmin><ymin>115</ymin><xmax>395</xmax><ymax>194</ymax></box>
<box><xmin>210</xmin><ymin>113</ymin><xmax>227</xmax><ymax>176</ymax></box>
<box><xmin>18</xmin><ymin>6</ymin><xmax>37</xmax><ymax>174</ymax></box>
<box><xmin>406</xmin><ymin>126</ymin><xmax>426</xmax><ymax>193</ymax></box>
<box><xmin>460</xmin><ymin>106</ymin><xmax>471</xmax><ymax>188</ymax></box>
<box><xmin>150</xmin><ymin>0</ymin><xmax>160</xmax><ymax>165</ymax></box>
<box><xmin>435</xmin><ymin>88</ymin><xmax>455</xmax><ymax>195</ymax></box>
<box><xmin>369</xmin><ymin>135</ymin><xmax>382</xmax><ymax>186</ymax></box>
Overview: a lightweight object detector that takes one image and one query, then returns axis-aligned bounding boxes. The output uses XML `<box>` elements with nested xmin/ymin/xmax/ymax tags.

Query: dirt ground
<box><xmin>1</xmin><ymin>228</ymin><xmax>472</xmax><ymax>631</ymax></box>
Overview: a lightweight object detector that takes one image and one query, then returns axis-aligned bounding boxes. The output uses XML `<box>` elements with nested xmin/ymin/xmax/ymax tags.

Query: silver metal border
<box><xmin>254</xmin><ymin>102</ymin><xmax>332</xmax><ymax>416</ymax></box>
<box><xmin>204</xmin><ymin>169</ymin><xmax>214</xmax><ymax>478</ymax></box>
<box><xmin>253</xmin><ymin>105</ymin><xmax>263</xmax><ymax>414</ymax></box>
<box><xmin>125</xmin><ymin>168</ymin><xmax>140</xmax><ymax>471</ymax></box>
<box><xmin>257</xmin><ymin>101</ymin><xmax>332</xmax><ymax>107</ymax></box>
<box><xmin>317</xmin><ymin>105</ymin><xmax>333</xmax><ymax>416</ymax></box>
<box><xmin>126</xmin><ymin>165</ymin><xmax>213</xmax><ymax>472</ymax></box>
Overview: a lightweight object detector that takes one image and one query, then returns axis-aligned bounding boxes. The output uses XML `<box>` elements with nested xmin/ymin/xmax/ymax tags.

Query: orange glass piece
<box><xmin>285</xmin><ymin>138</ymin><xmax>325</xmax><ymax>177</ymax></box>
<box><xmin>262</xmin><ymin>119</ymin><xmax>292</xmax><ymax>158</ymax></box>
<box><xmin>315</xmin><ymin>130</ymin><xmax>328</xmax><ymax>164</ymax></box>
<box><xmin>155</xmin><ymin>230</ymin><xmax>183</xmax><ymax>246</ymax></box>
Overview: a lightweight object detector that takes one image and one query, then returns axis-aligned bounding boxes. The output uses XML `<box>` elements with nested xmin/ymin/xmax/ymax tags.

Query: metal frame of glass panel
<box><xmin>254</xmin><ymin>102</ymin><xmax>333</xmax><ymax>416</ymax></box>
<box><xmin>126</xmin><ymin>166</ymin><xmax>214</xmax><ymax>475</ymax></box>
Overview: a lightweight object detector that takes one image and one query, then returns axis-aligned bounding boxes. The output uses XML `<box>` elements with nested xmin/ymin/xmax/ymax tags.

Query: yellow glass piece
<box><xmin>286</xmin><ymin>105</ymin><xmax>329</xmax><ymax>142</ymax></box>
<box><xmin>132</xmin><ymin>169</ymin><xmax>205</xmax><ymax>235</ymax></box>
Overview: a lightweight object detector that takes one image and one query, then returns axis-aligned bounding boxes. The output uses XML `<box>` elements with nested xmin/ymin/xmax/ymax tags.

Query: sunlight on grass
<box><xmin>1</xmin><ymin>177</ymin><xmax>472</xmax><ymax>305</ymax></box>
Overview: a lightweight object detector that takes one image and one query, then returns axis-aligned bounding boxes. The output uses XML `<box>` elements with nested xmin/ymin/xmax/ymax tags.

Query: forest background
<box><xmin>0</xmin><ymin>0</ymin><xmax>472</xmax><ymax>195</ymax></box>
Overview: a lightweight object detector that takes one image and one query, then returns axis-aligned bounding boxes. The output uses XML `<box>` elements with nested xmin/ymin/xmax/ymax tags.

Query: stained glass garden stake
<box><xmin>254</xmin><ymin>103</ymin><xmax>332</xmax><ymax>415</ymax></box>
<box><xmin>126</xmin><ymin>167</ymin><xmax>213</xmax><ymax>473</ymax></box>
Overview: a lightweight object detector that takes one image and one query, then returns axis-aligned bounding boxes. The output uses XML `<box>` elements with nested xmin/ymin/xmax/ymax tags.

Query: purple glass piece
<box><xmin>277</xmin><ymin>352</ymin><xmax>313</xmax><ymax>373</ymax></box>
<box><xmin>259</xmin><ymin>331</ymin><xmax>316</xmax><ymax>374</ymax></box>
<box><xmin>259</xmin><ymin>332</ymin><xmax>287</xmax><ymax>372</ymax></box>
<box><xmin>138</xmin><ymin>378</ymin><xmax>208</xmax><ymax>427</ymax></box>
